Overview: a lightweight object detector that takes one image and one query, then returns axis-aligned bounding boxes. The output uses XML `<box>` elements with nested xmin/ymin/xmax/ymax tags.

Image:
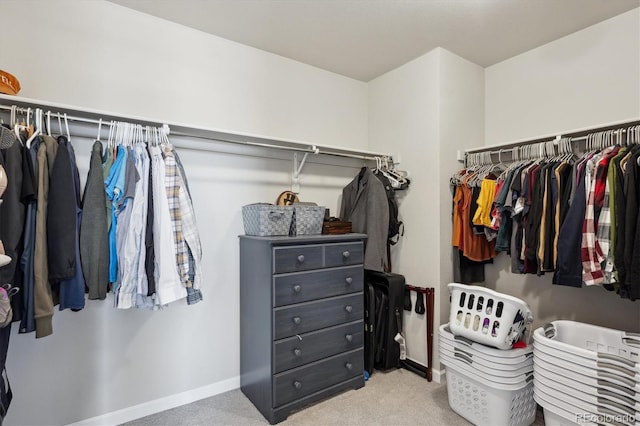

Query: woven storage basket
<box><xmin>289</xmin><ymin>205</ymin><xmax>325</xmax><ymax>236</ymax></box>
<box><xmin>242</xmin><ymin>203</ymin><xmax>293</xmax><ymax>236</ymax></box>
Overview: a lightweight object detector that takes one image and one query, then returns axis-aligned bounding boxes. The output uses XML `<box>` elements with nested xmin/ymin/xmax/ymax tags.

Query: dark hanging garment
<box><xmin>47</xmin><ymin>137</ymin><xmax>77</xmax><ymax>282</ymax></box>
<box><xmin>19</xmin><ymin>137</ymin><xmax>38</xmax><ymax>334</ymax></box>
<box><xmin>452</xmin><ymin>248</ymin><xmax>485</xmax><ymax>284</ymax></box>
<box><xmin>145</xmin><ymin>158</ymin><xmax>156</xmax><ymax>296</ymax></box>
<box><xmin>0</xmin><ymin>140</ymin><xmax>26</xmax><ymax>321</ymax></box>
<box><xmin>553</xmin><ymin>167</ymin><xmax>587</xmax><ymax>287</ymax></box>
<box><xmin>80</xmin><ymin>141</ymin><xmax>109</xmax><ymax>300</ymax></box>
<box><xmin>623</xmin><ymin>150</ymin><xmax>640</xmax><ymax>300</ymax></box>
<box><xmin>58</xmin><ymin>138</ymin><xmax>85</xmax><ymax>311</ymax></box>
<box><xmin>0</xmin><ymin>323</ymin><xmax>12</xmax><ymax>423</ymax></box>
<box><xmin>613</xmin><ymin>151</ymin><xmax>628</xmax><ymax>295</ymax></box>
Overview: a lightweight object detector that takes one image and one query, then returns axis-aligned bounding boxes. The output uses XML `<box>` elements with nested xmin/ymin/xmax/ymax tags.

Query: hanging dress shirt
<box><xmin>149</xmin><ymin>145</ymin><xmax>186</xmax><ymax>305</ymax></box>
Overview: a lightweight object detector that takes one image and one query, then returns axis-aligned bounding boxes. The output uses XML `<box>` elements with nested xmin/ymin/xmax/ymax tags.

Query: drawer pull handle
<box><xmin>345</xmin><ymin>277</ymin><xmax>353</xmax><ymax>285</ymax></box>
<box><xmin>297</xmin><ymin>255</ymin><xmax>305</xmax><ymax>263</ymax></box>
<box><xmin>345</xmin><ymin>305</ymin><xmax>353</xmax><ymax>313</ymax></box>
<box><xmin>293</xmin><ymin>381</ymin><xmax>302</xmax><ymax>390</ymax></box>
<box><xmin>342</xmin><ymin>251</ymin><xmax>350</xmax><ymax>259</ymax></box>
<box><xmin>293</xmin><ymin>348</ymin><xmax>302</xmax><ymax>357</ymax></box>
<box><xmin>293</xmin><ymin>285</ymin><xmax>301</xmax><ymax>293</ymax></box>
<box><xmin>345</xmin><ymin>334</ymin><xmax>353</xmax><ymax>342</ymax></box>
<box><xmin>345</xmin><ymin>362</ymin><xmax>353</xmax><ymax>371</ymax></box>
<box><xmin>292</xmin><ymin>316</ymin><xmax>301</xmax><ymax>325</ymax></box>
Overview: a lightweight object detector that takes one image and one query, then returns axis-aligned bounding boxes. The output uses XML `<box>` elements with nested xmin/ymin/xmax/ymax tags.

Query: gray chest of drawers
<box><xmin>239</xmin><ymin>234</ymin><xmax>367</xmax><ymax>424</ymax></box>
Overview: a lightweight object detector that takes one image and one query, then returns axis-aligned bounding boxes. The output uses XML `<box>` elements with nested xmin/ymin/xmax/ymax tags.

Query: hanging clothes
<box><xmin>56</xmin><ymin>136</ymin><xmax>85</xmax><ymax>311</ymax></box>
<box><xmin>117</xmin><ymin>144</ymin><xmax>148</xmax><ymax>309</ymax></box>
<box><xmin>80</xmin><ymin>141</ymin><xmax>110</xmax><ymax>300</ymax></box>
<box><xmin>0</xmin><ymin>137</ymin><xmax>27</xmax><ymax>323</ymax></box>
<box><xmin>340</xmin><ymin>167</ymin><xmax>389</xmax><ymax>272</ymax></box>
<box><xmin>34</xmin><ymin>135</ymin><xmax>57</xmax><ymax>338</ymax></box>
<box><xmin>455</xmin><ymin>126</ymin><xmax>640</xmax><ymax>302</ymax></box>
<box><xmin>19</xmin><ymin>133</ymin><xmax>37</xmax><ymax>334</ymax></box>
<box><xmin>149</xmin><ymin>145</ymin><xmax>187</xmax><ymax>306</ymax></box>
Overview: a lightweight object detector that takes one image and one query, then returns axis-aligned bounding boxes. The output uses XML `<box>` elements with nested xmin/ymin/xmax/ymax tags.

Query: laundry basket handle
<box><xmin>622</xmin><ymin>332</ymin><xmax>640</xmax><ymax>348</ymax></box>
<box><xmin>597</xmin><ymin>352</ymin><xmax>637</xmax><ymax>368</ymax></box>
<box><xmin>596</xmin><ymin>361</ymin><xmax>636</xmax><ymax>378</ymax></box>
<box><xmin>453</xmin><ymin>334</ymin><xmax>475</xmax><ymax>346</ymax></box>
<box><xmin>597</xmin><ymin>373</ymin><xmax>636</xmax><ymax>392</ymax></box>
<box><xmin>597</xmin><ymin>388</ymin><xmax>636</xmax><ymax>408</ymax></box>
<box><xmin>453</xmin><ymin>352</ymin><xmax>473</xmax><ymax>365</ymax></box>
<box><xmin>596</xmin><ymin>396</ymin><xmax>635</xmax><ymax>417</ymax></box>
<box><xmin>542</xmin><ymin>322</ymin><xmax>556</xmax><ymax>339</ymax></box>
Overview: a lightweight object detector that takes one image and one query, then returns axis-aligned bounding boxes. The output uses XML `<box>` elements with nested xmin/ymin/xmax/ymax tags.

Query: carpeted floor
<box><xmin>122</xmin><ymin>369</ymin><xmax>545</xmax><ymax>425</ymax></box>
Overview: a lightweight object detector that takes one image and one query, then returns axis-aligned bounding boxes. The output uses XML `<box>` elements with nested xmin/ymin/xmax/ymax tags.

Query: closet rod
<box><xmin>465</xmin><ymin>118</ymin><xmax>640</xmax><ymax>155</ymax></box>
<box><xmin>0</xmin><ymin>94</ymin><xmax>390</xmax><ymax>161</ymax></box>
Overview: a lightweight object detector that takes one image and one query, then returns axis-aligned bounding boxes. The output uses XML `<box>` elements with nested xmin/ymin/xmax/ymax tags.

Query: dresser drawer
<box><xmin>273</xmin><ymin>321</ymin><xmax>363</xmax><ymax>373</ymax></box>
<box><xmin>273</xmin><ymin>245</ymin><xmax>323</xmax><ymax>273</ymax></box>
<box><xmin>273</xmin><ymin>348</ymin><xmax>364</xmax><ymax>407</ymax></box>
<box><xmin>273</xmin><ymin>266</ymin><xmax>363</xmax><ymax>307</ymax></box>
<box><xmin>324</xmin><ymin>242</ymin><xmax>363</xmax><ymax>268</ymax></box>
<box><xmin>273</xmin><ymin>293</ymin><xmax>363</xmax><ymax>340</ymax></box>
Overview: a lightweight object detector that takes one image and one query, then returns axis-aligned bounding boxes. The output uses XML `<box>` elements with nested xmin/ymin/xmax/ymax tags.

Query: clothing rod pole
<box><xmin>0</xmin><ymin>103</ymin><xmax>379</xmax><ymax>160</ymax></box>
<box><xmin>465</xmin><ymin>119</ymin><xmax>640</xmax><ymax>155</ymax></box>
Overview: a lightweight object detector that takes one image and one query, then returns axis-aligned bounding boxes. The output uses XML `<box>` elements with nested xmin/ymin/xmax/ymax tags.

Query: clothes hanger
<box><xmin>64</xmin><ymin>113</ymin><xmax>71</xmax><ymax>142</ymax></box>
<box><xmin>24</xmin><ymin>108</ymin><xmax>42</xmax><ymax>149</ymax></box>
<box><xmin>97</xmin><ymin>118</ymin><xmax>102</xmax><ymax>142</ymax></box>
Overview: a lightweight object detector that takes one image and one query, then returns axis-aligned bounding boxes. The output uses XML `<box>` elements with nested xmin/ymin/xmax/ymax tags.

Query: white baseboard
<box><xmin>432</xmin><ymin>368</ymin><xmax>445</xmax><ymax>384</ymax></box>
<box><xmin>67</xmin><ymin>376</ymin><xmax>240</xmax><ymax>426</ymax></box>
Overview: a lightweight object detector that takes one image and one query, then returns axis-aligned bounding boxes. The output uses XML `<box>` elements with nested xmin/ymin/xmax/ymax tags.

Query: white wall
<box><xmin>438</xmin><ymin>50</ymin><xmax>485</xmax><ymax>329</ymax></box>
<box><xmin>368</xmin><ymin>48</ymin><xmax>485</xmax><ymax>377</ymax></box>
<box><xmin>1</xmin><ymin>0</ymin><xmax>368</xmax><ymax>150</ymax></box>
<box><xmin>0</xmin><ymin>1</ymin><xmax>370</xmax><ymax>425</ymax></box>
<box><xmin>368</xmin><ymin>49</ymin><xmax>440</xmax><ymax>376</ymax></box>
<box><xmin>486</xmin><ymin>8</ymin><xmax>640</xmax><ymax>144</ymax></box>
<box><xmin>484</xmin><ymin>8</ymin><xmax>640</xmax><ymax>332</ymax></box>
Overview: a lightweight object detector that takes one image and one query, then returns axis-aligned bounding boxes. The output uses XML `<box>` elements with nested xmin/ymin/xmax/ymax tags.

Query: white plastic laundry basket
<box><xmin>439</xmin><ymin>324</ymin><xmax>534</xmax><ymax>364</ymax></box>
<box><xmin>533</xmin><ymin>321</ymin><xmax>640</xmax><ymax>371</ymax></box>
<box><xmin>448</xmin><ymin>283</ymin><xmax>533</xmax><ymax>349</ymax></box>
<box><xmin>444</xmin><ymin>361</ymin><xmax>536</xmax><ymax>426</ymax></box>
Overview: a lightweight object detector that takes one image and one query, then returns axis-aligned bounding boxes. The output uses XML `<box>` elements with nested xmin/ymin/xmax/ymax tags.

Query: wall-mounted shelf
<box><xmin>0</xmin><ymin>94</ymin><xmax>391</xmax><ymax>161</ymax></box>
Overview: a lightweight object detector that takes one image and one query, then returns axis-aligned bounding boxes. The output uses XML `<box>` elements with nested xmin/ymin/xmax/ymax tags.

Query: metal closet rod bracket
<box><xmin>291</xmin><ymin>146</ymin><xmax>319</xmax><ymax>193</ymax></box>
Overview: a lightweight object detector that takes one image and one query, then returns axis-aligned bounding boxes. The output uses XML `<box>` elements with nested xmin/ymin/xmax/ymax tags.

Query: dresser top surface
<box><xmin>239</xmin><ymin>233</ymin><xmax>367</xmax><ymax>244</ymax></box>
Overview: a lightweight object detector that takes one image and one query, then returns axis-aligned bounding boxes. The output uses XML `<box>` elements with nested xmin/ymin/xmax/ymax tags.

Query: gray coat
<box><xmin>340</xmin><ymin>168</ymin><xmax>389</xmax><ymax>272</ymax></box>
<box><xmin>80</xmin><ymin>141</ymin><xmax>110</xmax><ymax>300</ymax></box>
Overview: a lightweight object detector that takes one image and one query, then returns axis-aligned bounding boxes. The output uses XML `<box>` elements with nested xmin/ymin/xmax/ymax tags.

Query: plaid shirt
<box><xmin>173</xmin><ymin>148</ymin><xmax>203</xmax><ymax>304</ymax></box>
<box><xmin>582</xmin><ymin>147</ymin><xmax>617</xmax><ymax>286</ymax></box>
<box><xmin>597</xmin><ymin>179</ymin><xmax>616</xmax><ymax>284</ymax></box>
<box><xmin>163</xmin><ymin>148</ymin><xmax>190</xmax><ymax>287</ymax></box>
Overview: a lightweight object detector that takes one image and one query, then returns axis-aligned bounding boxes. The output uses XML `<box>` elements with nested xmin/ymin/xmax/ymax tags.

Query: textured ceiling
<box><xmin>109</xmin><ymin>0</ymin><xmax>639</xmax><ymax>81</ymax></box>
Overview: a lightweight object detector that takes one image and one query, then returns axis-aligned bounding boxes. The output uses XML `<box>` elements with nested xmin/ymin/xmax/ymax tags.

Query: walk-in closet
<box><xmin>0</xmin><ymin>1</ymin><xmax>638</xmax><ymax>425</ymax></box>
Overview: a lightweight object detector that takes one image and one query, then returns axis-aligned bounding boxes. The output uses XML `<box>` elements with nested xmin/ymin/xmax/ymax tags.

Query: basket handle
<box><xmin>596</xmin><ymin>361</ymin><xmax>636</xmax><ymax>378</ymax></box>
<box><xmin>453</xmin><ymin>352</ymin><xmax>473</xmax><ymax>365</ymax></box>
<box><xmin>622</xmin><ymin>332</ymin><xmax>640</xmax><ymax>348</ymax></box>
<box><xmin>453</xmin><ymin>348</ymin><xmax>473</xmax><ymax>359</ymax></box>
<box><xmin>268</xmin><ymin>210</ymin><xmax>285</xmax><ymax>220</ymax></box>
<box><xmin>596</xmin><ymin>396</ymin><xmax>636</xmax><ymax>417</ymax></box>
<box><xmin>453</xmin><ymin>334</ymin><xmax>475</xmax><ymax>346</ymax></box>
<box><xmin>597</xmin><ymin>352</ymin><xmax>637</xmax><ymax>368</ymax></box>
<box><xmin>596</xmin><ymin>405</ymin><xmax>632</xmax><ymax>421</ymax></box>
<box><xmin>542</xmin><ymin>322</ymin><xmax>556</xmax><ymax>339</ymax></box>
<box><xmin>597</xmin><ymin>372</ymin><xmax>637</xmax><ymax>390</ymax></box>
<box><xmin>597</xmin><ymin>388</ymin><xmax>637</xmax><ymax>408</ymax></box>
